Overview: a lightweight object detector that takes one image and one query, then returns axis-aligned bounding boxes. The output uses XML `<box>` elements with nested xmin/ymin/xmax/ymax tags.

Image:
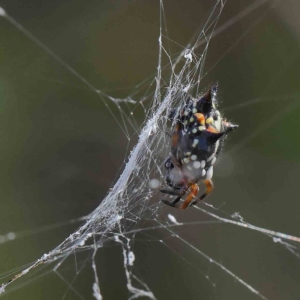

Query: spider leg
<box><xmin>179</xmin><ymin>183</ymin><xmax>199</xmax><ymax>210</ymax></box>
<box><xmin>192</xmin><ymin>179</ymin><xmax>213</xmax><ymax>206</ymax></box>
<box><xmin>162</xmin><ymin>195</ymin><xmax>183</xmax><ymax>207</ymax></box>
<box><xmin>160</xmin><ymin>188</ymin><xmax>183</xmax><ymax>196</ymax></box>
<box><xmin>161</xmin><ymin>187</ymin><xmax>187</xmax><ymax>208</ymax></box>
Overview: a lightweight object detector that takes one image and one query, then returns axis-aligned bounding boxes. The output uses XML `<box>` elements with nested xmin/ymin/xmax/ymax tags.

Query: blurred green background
<box><xmin>1</xmin><ymin>0</ymin><xmax>300</xmax><ymax>299</ymax></box>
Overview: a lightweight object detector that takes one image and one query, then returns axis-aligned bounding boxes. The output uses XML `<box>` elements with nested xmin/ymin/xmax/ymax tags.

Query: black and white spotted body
<box><xmin>161</xmin><ymin>85</ymin><xmax>238</xmax><ymax>209</ymax></box>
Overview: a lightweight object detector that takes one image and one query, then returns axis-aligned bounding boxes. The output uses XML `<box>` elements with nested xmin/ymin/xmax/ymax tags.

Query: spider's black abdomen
<box><xmin>168</xmin><ymin>85</ymin><xmax>238</xmax><ymax>185</ymax></box>
<box><xmin>162</xmin><ymin>85</ymin><xmax>238</xmax><ymax>209</ymax></box>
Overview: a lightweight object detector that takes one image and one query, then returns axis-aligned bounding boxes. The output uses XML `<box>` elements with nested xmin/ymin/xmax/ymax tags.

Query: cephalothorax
<box><xmin>160</xmin><ymin>85</ymin><xmax>238</xmax><ymax>209</ymax></box>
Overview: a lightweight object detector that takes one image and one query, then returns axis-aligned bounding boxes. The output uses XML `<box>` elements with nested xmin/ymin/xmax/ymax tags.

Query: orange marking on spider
<box><xmin>194</xmin><ymin>113</ymin><xmax>205</xmax><ymax>125</ymax></box>
<box><xmin>200</xmin><ymin>180</ymin><xmax>213</xmax><ymax>200</ymax></box>
<box><xmin>206</xmin><ymin>126</ymin><xmax>219</xmax><ymax>133</ymax></box>
<box><xmin>180</xmin><ymin>183</ymin><xmax>199</xmax><ymax>210</ymax></box>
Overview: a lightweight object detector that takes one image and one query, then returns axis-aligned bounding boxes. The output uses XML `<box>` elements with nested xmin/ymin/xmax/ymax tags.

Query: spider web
<box><xmin>1</xmin><ymin>0</ymin><xmax>300</xmax><ymax>299</ymax></box>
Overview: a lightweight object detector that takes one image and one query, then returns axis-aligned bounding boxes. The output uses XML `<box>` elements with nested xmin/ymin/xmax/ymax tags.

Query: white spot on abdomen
<box><xmin>183</xmin><ymin>157</ymin><xmax>190</xmax><ymax>164</ymax></box>
<box><xmin>201</xmin><ymin>160</ymin><xmax>206</xmax><ymax>168</ymax></box>
<box><xmin>192</xmin><ymin>139</ymin><xmax>199</xmax><ymax>148</ymax></box>
<box><xmin>193</xmin><ymin>161</ymin><xmax>201</xmax><ymax>169</ymax></box>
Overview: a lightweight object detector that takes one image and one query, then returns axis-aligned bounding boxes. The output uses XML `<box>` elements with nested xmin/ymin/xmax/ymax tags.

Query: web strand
<box><xmin>1</xmin><ymin>1</ymin><xmax>300</xmax><ymax>299</ymax></box>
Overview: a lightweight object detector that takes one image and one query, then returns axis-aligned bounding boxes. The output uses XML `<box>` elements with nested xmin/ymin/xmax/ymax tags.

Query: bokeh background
<box><xmin>0</xmin><ymin>0</ymin><xmax>300</xmax><ymax>299</ymax></box>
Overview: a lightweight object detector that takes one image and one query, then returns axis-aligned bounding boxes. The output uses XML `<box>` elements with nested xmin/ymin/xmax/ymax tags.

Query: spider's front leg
<box><xmin>179</xmin><ymin>183</ymin><xmax>199</xmax><ymax>210</ymax></box>
<box><xmin>191</xmin><ymin>179</ymin><xmax>213</xmax><ymax>206</ymax></box>
<box><xmin>161</xmin><ymin>188</ymin><xmax>186</xmax><ymax>208</ymax></box>
<box><xmin>160</xmin><ymin>189</ymin><xmax>183</xmax><ymax>196</ymax></box>
<box><xmin>161</xmin><ymin>183</ymin><xmax>200</xmax><ymax>209</ymax></box>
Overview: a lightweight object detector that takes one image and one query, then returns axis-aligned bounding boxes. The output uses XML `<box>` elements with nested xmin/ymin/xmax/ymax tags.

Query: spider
<box><xmin>160</xmin><ymin>84</ymin><xmax>238</xmax><ymax>209</ymax></box>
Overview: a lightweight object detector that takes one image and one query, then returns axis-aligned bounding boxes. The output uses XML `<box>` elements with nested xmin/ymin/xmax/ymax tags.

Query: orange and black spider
<box><xmin>160</xmin><ymin>84</ymin><xmax>238</xmax><ymax>209</ymax></box>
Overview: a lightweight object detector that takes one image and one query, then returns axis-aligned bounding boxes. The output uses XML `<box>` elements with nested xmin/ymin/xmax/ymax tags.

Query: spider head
<box><xmin>164</xmin><ymin>156</ymin><xmax>186</xmax><ymax>190</ymax></box>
